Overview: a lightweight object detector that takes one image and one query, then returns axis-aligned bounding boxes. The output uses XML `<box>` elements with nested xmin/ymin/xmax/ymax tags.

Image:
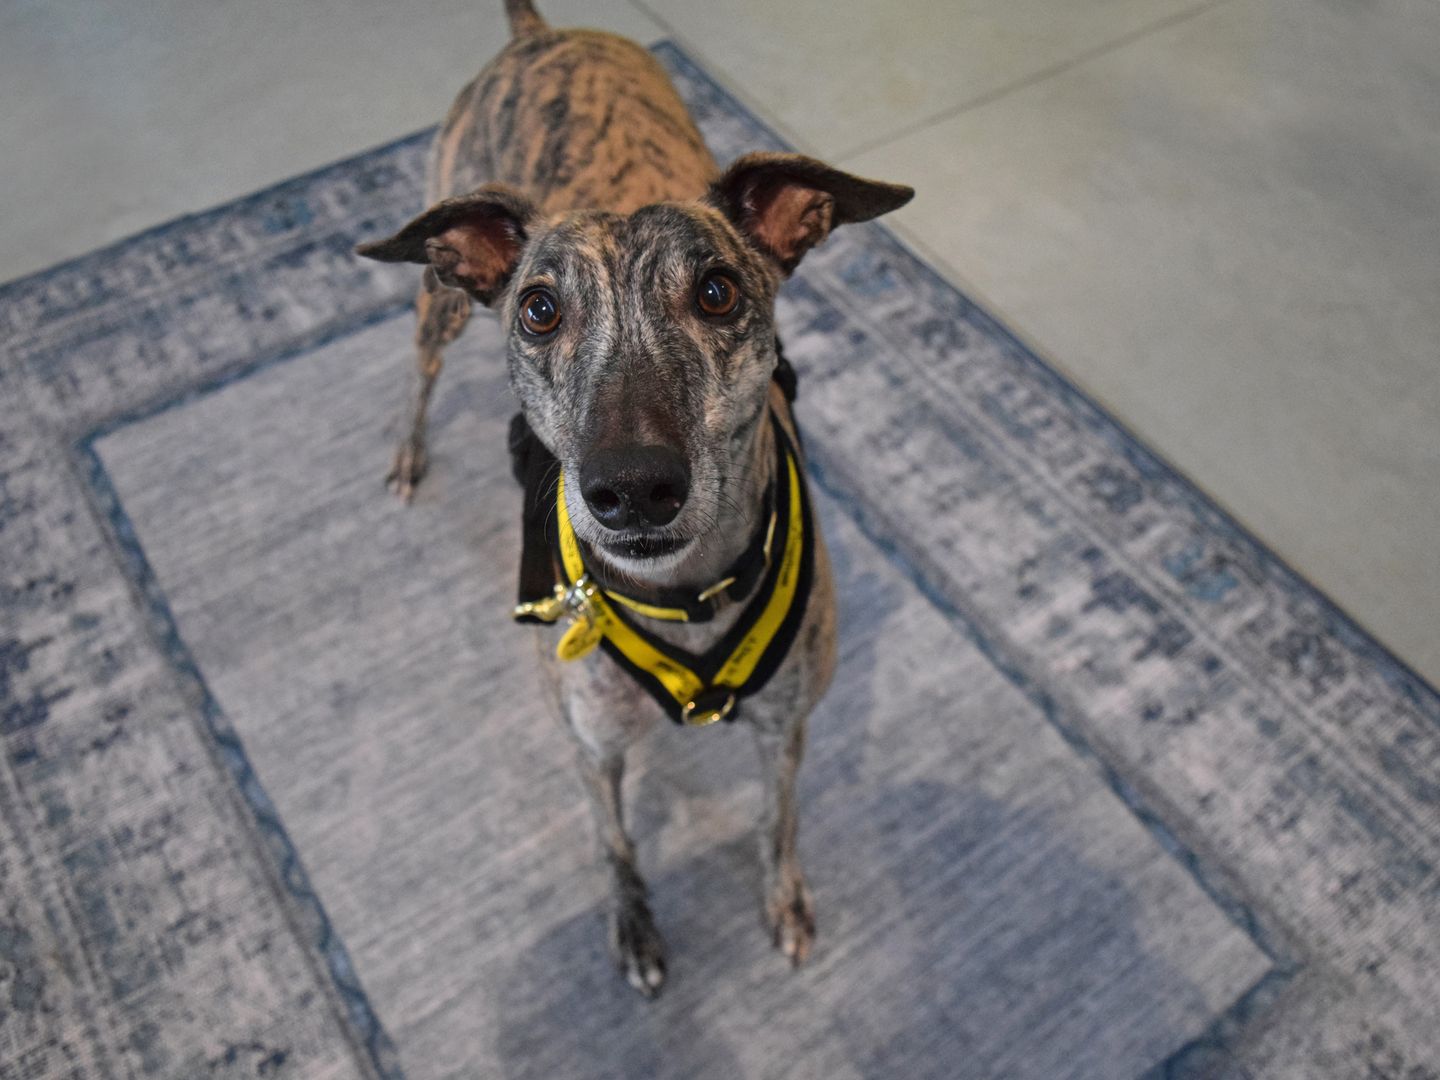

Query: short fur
<box><xmin>358</xmin><ymin>0</ymin><xmax>912</xmax><ymax>996</ymax></box>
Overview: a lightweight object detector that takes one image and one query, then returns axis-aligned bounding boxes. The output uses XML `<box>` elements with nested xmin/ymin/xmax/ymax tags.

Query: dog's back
<box><xmin>428</xmin><ymin>0</ymin><xmax>718</xmax><ymax>213</ymax></box>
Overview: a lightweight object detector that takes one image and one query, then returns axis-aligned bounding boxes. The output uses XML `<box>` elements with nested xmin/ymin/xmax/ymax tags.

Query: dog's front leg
<box><xmin>388</xmin><ymin>269</ymin><xmax>471</xmax><ymax>501</ymax></box>
<box><xmin>571</xmin><ymin>745</ymin><xmax>668</xmax><ymax>997</ymax></box>
<box><xmin>754</xmin><ymin>717</ymin><xmax>815</xmax><ymax>965</ymax></box>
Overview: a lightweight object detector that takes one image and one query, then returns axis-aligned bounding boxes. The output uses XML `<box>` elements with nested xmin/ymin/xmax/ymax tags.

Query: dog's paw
<box><xmin>766</xmin><ymin>876</ymin><xmax>815</xmax><ymax>967</ymax></box>
<box><xmin>386</xmin><ymin>439</ymin><xmax>427</xmax><ymax>503</ymax></box>
<box><xmin>609</xmin><ymin>901</ymin><xmax>667</xmax><ymax>998</ymax></box>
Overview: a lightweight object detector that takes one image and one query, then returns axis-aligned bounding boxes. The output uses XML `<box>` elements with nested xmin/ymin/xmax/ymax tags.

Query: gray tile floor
<box><xmin>6</xmin><ymin>0</ymin><xmax>1437</xmax><ymax>684</ymax></box>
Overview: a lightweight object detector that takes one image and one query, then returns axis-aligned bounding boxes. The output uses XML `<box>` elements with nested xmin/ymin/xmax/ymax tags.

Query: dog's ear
<box><xmin>355</xmin><ymin>185</ymin><xmax>539</xmax><ymax>304</ymax></box>
<box><xmin>709</xmin><ymin>152</ymin><xmax>913</xmax><ymax>274</ymax></box>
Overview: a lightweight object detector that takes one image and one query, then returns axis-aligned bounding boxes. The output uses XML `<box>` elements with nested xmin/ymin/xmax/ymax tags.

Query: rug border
<box><xmin>76</xmin><ymin>322</ymin><xmax>409</xmax><ymax>1079</ymax></box>
<box><xmin>42</xmin><ymin>36</ymin><xmax>1431</xmax><ymax>1079</ymax></box>
<box><xmin>0</xmin><ymin>128</ymin><xmax>433</xmax><ymax>307</ymax></box>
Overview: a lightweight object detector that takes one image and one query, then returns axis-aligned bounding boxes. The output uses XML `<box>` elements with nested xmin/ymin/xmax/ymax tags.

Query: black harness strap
<box><xmin>509</xmin><ymin>413</ymin><xmax>564</xmax><ymax>625</ymax></box>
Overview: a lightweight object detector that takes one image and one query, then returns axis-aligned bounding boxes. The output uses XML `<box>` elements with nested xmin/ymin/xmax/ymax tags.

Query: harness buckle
<box><xmin>555</xmin><ymin>576</ymin><xmax>604</xmax><ymax>661</ymax></box>
<box><xmin>562</xmin><ymin>575</ymin><xmax>598</xmax><ymax>620</ymax></box>
<box><xmin>514</xmin><ymin>575</ymin><xmax>599</xmax><ymax>624</ymax></box>
<box><xmin>512</xmin><ymin>583</ymin><xmax>569</xmax><ymax>623</ymax></box>
<box><xmin>682</xmin><ymin>688</ymin><xmax>737</xmax><ymax>727</ymax></box>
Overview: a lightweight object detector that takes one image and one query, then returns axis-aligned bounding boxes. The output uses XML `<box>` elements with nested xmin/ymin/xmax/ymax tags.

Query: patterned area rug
<box><xmin>3</xmin><ymin>43</ymin><xmax>1439</xmax><ymax>1080</ymax></box>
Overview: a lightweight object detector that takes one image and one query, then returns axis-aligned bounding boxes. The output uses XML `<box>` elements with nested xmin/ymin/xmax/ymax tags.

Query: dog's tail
<box><xmin>504</xmin><ymin>0</ymin><xmax>547</xmax><ymax>37</ymax></box>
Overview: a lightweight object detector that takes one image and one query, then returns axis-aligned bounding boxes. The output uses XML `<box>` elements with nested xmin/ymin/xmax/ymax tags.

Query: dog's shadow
<box><xmin>486</xmin><ymin>775</ymin><xmax>1226</xmax><ymax>1080</ymax></box>
<box><xmin>487</xmin><ymin>834</ymin><xmax>753</xmax><ymax>1080</ymax></box>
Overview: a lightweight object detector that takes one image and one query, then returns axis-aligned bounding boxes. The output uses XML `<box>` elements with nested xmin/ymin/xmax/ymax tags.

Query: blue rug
<box><xmin>3</xmin><ymin>42</ymin><xmax>1439</xmax><ymax>1080</ymax></box>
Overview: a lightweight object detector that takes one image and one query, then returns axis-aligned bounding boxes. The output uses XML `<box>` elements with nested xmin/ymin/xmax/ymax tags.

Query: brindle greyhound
<box><xmin>357</xmin><ymin>0</ymin><xmax>912</xmax><ymax>997</ymax></box>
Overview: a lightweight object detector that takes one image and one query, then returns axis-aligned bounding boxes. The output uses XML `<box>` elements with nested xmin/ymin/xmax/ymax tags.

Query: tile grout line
<box><xmin>833</xmin><ymin>0</ymin><xmax>1239</xmax><ymax>164</ymax></box>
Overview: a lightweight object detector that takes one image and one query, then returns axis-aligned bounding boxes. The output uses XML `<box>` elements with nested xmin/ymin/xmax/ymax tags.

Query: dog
<box><xmin>357</xmin><ymin>0</ymin><xmax>912</xmax><ymax>997</ymax></box>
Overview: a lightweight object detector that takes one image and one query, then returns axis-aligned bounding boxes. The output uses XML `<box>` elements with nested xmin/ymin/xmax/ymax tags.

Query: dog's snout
<box><xmin>580</xmin><ymin>445</ymin><xmax>690</xmax><ymax>530</ymax></box>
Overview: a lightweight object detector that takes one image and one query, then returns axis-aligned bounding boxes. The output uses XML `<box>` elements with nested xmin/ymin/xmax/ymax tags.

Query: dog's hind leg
<box><xmin>754</xmin><ymin>717</ymin><xmax>816</xmax><ymax>965</ymax></box>
<box><xmin>572</xmin><ymin>744</ymin><xmax>668</xmax><ymax>997</ymax></box>
<box><xmin>388</xmin><ymin>268</ymin><xmax>472</xmax><ymax>501</ymax></box>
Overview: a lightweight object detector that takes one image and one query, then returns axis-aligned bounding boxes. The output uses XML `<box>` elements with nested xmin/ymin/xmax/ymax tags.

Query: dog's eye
<box><xmin>518</xmin><ymin>288</ymin><xmax>561</xmax><ymax>336</ymax></box>
<box><xmin>695</xmin><ymin>273</ymin><xmax>740</xmax><ymax>317</ymax></box>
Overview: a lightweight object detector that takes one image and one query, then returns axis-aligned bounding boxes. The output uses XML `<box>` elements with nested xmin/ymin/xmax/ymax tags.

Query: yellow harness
<box><xmin>514</xmin><ymin>412</ymin><xmax>814</xmax><ymax>726</ymax></box>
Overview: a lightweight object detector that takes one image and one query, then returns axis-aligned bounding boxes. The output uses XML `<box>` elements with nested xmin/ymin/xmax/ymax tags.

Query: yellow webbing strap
<box><xmin>605</xmin><ymin>591</ymin><xmax>691</xmax><ymax>622</ymax></box>
<box><xmin>713</xmin><ymin>451</ymin><xmax>803</xmax><ymax>690</ymax></box>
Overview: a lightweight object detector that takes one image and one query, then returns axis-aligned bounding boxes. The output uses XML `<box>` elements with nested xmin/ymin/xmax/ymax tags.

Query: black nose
<box><xmin>579</xmin><ymin>445</ymin><xmax>690</xmax><ymax>530</ymax></box>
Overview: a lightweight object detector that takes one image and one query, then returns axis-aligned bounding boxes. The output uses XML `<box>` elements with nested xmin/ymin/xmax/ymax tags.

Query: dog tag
<box><xmin>557</xmin><ymin>618</ymin><xmax>603</xmax><ymax>661</ymax></box>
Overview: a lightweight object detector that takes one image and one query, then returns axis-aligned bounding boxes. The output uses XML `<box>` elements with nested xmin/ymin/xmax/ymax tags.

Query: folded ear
<box><xmin>355</xmin><ymin>185</ymin><xmax>539</xmax><ymax>304</ymax></box>
<box><xmin>709</xmin><ymin>152</ymin><xmax>914</xmax><ymax>274</ymax></box>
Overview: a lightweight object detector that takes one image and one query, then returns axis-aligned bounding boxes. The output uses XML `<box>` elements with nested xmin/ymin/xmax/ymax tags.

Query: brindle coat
<box><xmin>358</xmin><ymin>0</ymin><xmax>912</xmax><ymax>996</ymax></box>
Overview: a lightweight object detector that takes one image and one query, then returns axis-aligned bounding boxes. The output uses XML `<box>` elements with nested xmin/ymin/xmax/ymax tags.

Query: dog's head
<box><xmin>358</xmin><ymin>153</ymin><xmax>911</xmax><ymax>578</ymax></box>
